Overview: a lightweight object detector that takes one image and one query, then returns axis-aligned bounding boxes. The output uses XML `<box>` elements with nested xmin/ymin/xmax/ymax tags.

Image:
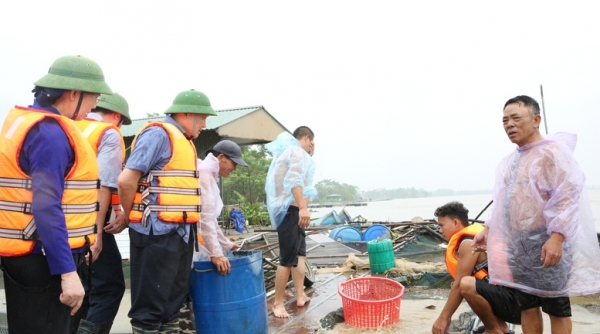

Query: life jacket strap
<box><xmin>146</xmin><ymin>186</ymin><xmax>201</xmax><ymax>196</ymax></box>
<box><xmin>131</xmin><ymin>204</ymin><xmax>202</xmax><ymax>227</ymax></box>
<box><xmin>136</xmin><ymin>184</ymin><xmax>200</xmax><ymax>205</ymax></box>
<box><xmin>0</xmin><ymin>200</ymin><xmax>99</xmax><ymax>214</ymax></box>
<box><xmin>138</xmin><ymin>170</ymin><xmax>199</xmax><ymax>183</ymax></box>
<box><xmin>0</xmin><ymin>220</ymin><xmax>96</xmax><ymax>240</ymax></box>
<box><xmin>0</xmin><ymin>177</ymin><xmax>32</xmax><ymax>189</ymax></box>
<box><xmin>64</xmin><ymin>179</ymin><xmax>101</xmax><ymax>190</ymax></box>
<box><xmin>472</xmin><ymin>259</ymin><xmax>490</xmax><ymax>281</ymax></box>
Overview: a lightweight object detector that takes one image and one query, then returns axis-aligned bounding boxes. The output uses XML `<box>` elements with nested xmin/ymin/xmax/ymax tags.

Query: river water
<box><xmin>311</xmin><ymin>189</ymin><xmax>600</xmax><ymax>233</ymax></box>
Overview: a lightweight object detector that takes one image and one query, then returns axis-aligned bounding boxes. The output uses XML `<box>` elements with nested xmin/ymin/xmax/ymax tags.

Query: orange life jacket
<box><xmin>445</xmin><ymin>223</ymin><xmax>489</xmax><ymax>281</ymax></box>
<box><xmin>76</xmin><ymin>118</ymin><xmax>125</xmax><ymax>215</ymax></box>
<box><xmin>0</xmin><ymin>107</ymin><xmax>99</xmax><ymax>256</ymax></box>
<box><xmin>129</xmin><ymin>122</ymin><xmax>200</xmax><ymax>226</ymax></box>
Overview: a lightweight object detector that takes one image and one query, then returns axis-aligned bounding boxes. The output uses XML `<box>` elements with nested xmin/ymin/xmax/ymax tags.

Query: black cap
<box><xmin>211</xmin><ymin>140</ymin><xmax>248</xmax><ymax>167</ymax></box>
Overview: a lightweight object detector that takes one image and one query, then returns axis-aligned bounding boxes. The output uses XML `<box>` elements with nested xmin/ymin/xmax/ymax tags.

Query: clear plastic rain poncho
<box><xmin>192</xmin><ymin>155</ymin><xmax>234</xmax><ymax>262</ymax></box>
<box><xmin>265</xmin><ymin>132</ymin><xmax>317</xmax><ymax>229</ymax></box>
<box><xmin>486</xmin><ymin>133</ymin><xmax>600</xmax><ymax>297</ymax></box>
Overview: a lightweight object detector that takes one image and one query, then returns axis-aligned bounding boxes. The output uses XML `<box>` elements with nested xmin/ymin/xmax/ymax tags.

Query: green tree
<box><xmin>315</xmin><ymin>179</ymin><xmax>360</xmax><ymax>202</ymax></box>
<box><xmin>221</xmin><ymin>145</ymin><xmax>272</xmax><ymax>225</ymax></box>
<box><xmin>222</xmin><ymin>145</ymin><xmax>272</xmax><ymax>206</ymax></box>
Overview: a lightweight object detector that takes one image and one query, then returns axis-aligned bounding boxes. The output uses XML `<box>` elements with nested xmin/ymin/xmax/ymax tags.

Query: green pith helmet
<box><xmin>34</xmin><ymin>55</ymin><xmax>112</xmax><ymax>94</ymax></box>
<box><xmin>95</xmin><ymin>93</ymin><xmax>132</xmax><ymax>125</ymax></box>
<box><xmin>164</xmin><ymin>89</ymin><xmax>217</xmax><ymax>116</ymax></box>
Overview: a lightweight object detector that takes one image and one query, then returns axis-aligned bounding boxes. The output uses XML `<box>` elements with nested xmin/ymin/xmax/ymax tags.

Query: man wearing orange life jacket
<box><xmin>432</xmin><ymin>201</ymin><xmax>520</xmax><ymax>334</ymax></box>
<box><xmin>0</xmin><ymin>55</ymin><xmax>111</xmax><ymax>334</ymax></box>
<box><xmin>72</xmin><ymin>93</ymin><xmax>132</xmax><ymax>334</ymax></box>
<box><xmin>118</xmin><ymin>89</ymin><xmax>217</xmax><ymax>334</ymax></box>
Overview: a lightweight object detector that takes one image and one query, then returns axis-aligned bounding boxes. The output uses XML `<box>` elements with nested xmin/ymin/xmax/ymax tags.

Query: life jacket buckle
<box><xmin>22</xmin><ymin>203</ymin><xmax>32</xmax><ymax>214</ymax></box>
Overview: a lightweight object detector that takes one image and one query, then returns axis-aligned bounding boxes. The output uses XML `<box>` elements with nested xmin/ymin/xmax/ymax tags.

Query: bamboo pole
<box><xmin>540</xmin><ymin>84</ymin><xmax>549</xmax><ymax>135</ymax></box>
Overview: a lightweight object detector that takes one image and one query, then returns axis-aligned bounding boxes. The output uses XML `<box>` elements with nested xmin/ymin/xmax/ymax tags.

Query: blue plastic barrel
<box><xmin>363</xmin><ymin>224</ymin><xmax>393</xmax><ymax>241</ymax></box>
<box><xmin>329</xmin><ymin>226</ymin><xmax>362</xmax><ymax>242</ymax></box>
<box><xmin>190</xmin><ymin>251</ymin><xmax>267</xmax><ymax>333</ymax></box>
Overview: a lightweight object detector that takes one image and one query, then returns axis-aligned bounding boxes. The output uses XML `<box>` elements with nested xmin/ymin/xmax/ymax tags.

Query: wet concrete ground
<box><xmin>265</xmin><ymin>271</ymin><xmax>600</xmax><ymax>334</ymax></box>
<box><xmin>1</xmin><ymin>275</ymin><xmax>598</xmax><ymax>333</ymax></box>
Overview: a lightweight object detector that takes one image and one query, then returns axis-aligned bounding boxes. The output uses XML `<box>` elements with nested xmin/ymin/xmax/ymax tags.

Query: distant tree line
<box><xmin>207</xmin><ymin>144</ymin><xmax>490</xmax><ymax>224</ymax></box>
<box><xmin>314</xmin><ymin>179</ymin><xmax>360</xmax><ymax>202</ymax></box>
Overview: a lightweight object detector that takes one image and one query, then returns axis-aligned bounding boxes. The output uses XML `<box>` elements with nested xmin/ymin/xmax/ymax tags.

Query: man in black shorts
<box><xmin>432</xmin><ymin>202</ymin><xmax>520</xmax><ymax>334</ymax></box>
<box><xmin>265</xmin><ymin>126</ymin><xmax>317</xmax><ymax>318</ymax></box>
<box><xmin>471</xmin><ymin>95</ymin><xmax>600</xmax><ymax>334</ymax></box>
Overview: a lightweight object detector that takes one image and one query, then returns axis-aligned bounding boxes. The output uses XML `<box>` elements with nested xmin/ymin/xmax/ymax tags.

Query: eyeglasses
<box><xmin>87</xmin><ymin>93</ymin><xmax>101</xmax><ymax>103</ymax></box>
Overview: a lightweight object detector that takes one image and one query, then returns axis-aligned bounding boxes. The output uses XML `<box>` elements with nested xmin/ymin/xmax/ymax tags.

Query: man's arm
<box><xmin>471</xmin><ymin>226</ymin><xmax>489</xmax><ymax>254</ymax></box>
<box><xmin>109</xmin><ymin>127</ymin><xmax>170</xmax><ymax>234</ymax></box>
<box><xmin>432</xmin><ymin>240</ymin><xmax>480</xmax><ymax>334</ymax></box>
<box><xmin>112</xmin><ymin>168</ymin><xmax>142</xmax><ymax>233</ymax></box>
<box><xmin>91</xmin><ymin>129</ymin><xmax>123</xmax><ymax>245</ymax></box>
<box><xmin>87</xmin><ymin>186</ymin><xmax>110</xmax><ymax>264</ymax></box>
<box><xmin>286</xmin><ymin>148</ymin><xmax>310</xmax><ymax>228</ymax></box>
<box><xmin>198</xmin><ymin>171</ymin><xmax>232</xmax><ymax>275</ymax></box>
<box><xmin>291</xmin><ymin>186</ymin><xmax>310</xmax><ymax>228</ymax></box>
<box><xmin>540</xmin><ymin>145</ymin><xmax>585</xmax><ymax>267</ymax></box>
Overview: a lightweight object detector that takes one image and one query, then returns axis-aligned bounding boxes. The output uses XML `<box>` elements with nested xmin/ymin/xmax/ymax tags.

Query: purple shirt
<box><xmin>19</xmin><ymin>100</ymin><xmax>79</xmax><ymax>275</ymax></box>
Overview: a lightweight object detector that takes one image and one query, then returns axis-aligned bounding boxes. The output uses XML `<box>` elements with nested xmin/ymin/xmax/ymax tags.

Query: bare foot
<box><xmin>297</xmin><ymin>294</ymin><xmax>311</xmax><ymax>307</ymax></box>
<box><xmin>273</xmin><ymin>303</ymin><xmax>290</xmax><ymax>318</ymax></box>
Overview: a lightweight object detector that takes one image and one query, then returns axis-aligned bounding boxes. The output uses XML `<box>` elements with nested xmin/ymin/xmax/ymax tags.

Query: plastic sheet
<box><xmin>229</xmin><ymin>208</ymin><xmax>246</xmax><ymax>234</ymax></box>
<box><xmin>265</xmin><ymin>132</ymin><xmax>317</xmax><ymax>228</ymax></box>
<box><xmin>193</xmin><ymin>155</ymin><xmax>234</xmax><ymax>261</ymax></box>
<box><xmin>486</xmin><ymin>133</ymin><xmax>600</xmax><ymax>297</ymax></box>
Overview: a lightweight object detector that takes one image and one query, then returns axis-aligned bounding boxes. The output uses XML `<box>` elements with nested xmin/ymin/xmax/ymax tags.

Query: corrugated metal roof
<box><xmin>120</xmin><ymin>106</ymin><xmax>263</xmax><ymax>137</ymax></box>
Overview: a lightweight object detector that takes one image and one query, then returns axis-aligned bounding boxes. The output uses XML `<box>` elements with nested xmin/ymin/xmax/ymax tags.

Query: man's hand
<box><xmin>230</xmin><ymin>244</ymin><xmax>241</xmax><ymax>251</ymax></box>
<box><xmin>298</xmin><ymin>207</ymin><xmax>310</xmax><ymax>229</ymax></box>
<box><xmin>60</xmin><ymin>271</ymin><xmax>85</xmax><ymax>316</ymax></box>
<box><xmin>86</xmin><ymin>236</ymin><xmax>102</xmax><ymax>265</ymax></box>
<box><xmin>211</xmin><ymin>256</ymin><xmax>231</xmax><ymax>275</ymax></box>
<box><xmin>431</xmin><ymin>315</ymin><xmax>450</xmax><ymax>334</ymax></box>
<box><xmin>104</xmin><ymin>211</ymin><xmax>129</xmax><ymax>234</ymax></box>
<box><xmin>541</xmin><ymin>233</ymin><xmax>564</xmax><ymax>268</ymax></box>
<box><xmin>471</xmin><ymin>227</ymin><xmax>489</xmax><ymax>254</ymax></box>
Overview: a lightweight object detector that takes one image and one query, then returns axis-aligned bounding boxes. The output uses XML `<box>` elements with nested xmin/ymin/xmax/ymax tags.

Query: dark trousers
<box><xmin>128</xmin><ymin>229</ymin><xmax>193</xmax><ymax>330</ymax></box>
<box><xmin>80</xmin><ymin>232</ymin><xmax>126</xmax><ymax>326</ymax></box>
<box><xmin>2</xmin><ymin>253</ymin><xmax>81</xmax><ymax>334</ymax></box>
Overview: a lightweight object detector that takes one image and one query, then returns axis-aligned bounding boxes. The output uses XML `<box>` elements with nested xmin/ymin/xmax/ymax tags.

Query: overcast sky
<box><xmin>1</xmin><ymin>1</ymin><xmax>599</xmax><ymax>192</ymax></box>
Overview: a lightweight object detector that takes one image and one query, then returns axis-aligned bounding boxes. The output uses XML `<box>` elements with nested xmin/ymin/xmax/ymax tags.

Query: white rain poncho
<box><xmin>192</xmin><ymin>155</ymin><xmax>234</xmax><ymax>262</ymax></box>
<box><xmin>486</xmin><ymin>132</ymin><xmax>600</xmax><ymax>297</ymax></box>
<box><xmin>265</xmin><ymin>132</ymin><xmax>317</xmax><ymax>229</ymax></box>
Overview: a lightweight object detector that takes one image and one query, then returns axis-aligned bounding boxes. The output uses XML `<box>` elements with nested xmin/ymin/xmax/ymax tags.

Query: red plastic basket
<box><xmin>338</xmin><ymin>277</ymin><xmax>405</xmax><ymax>329</ymax></box>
